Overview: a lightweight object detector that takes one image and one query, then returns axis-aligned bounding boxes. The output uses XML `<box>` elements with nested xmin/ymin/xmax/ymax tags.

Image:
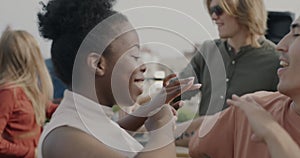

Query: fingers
<box><xmin>227</xmin><ymin>94</ymin><xmax>265</xmax><ymax>119</ymax></box>
<box><xmin>164</xmin><ymin>77</ymin><xmax>194</xmax><ymax>94</ymax></box>
<box><xmin>177</xmin><ymin>77</ymin><xmax>195</xmax><ymax>92</ymax></box>
<box><xmin>227</xmin><ymin>94</ymin><xmax>253</xmax><ymax>106</ymax></box>
<box><xmin>166</xmin><ymin>77</ymin><xmax>193</xmax><ymax>89</ymax></box>
<box><xmin>165</xmin><ymin>84</ymin><xmax>182</xmax><ymax>92</ymax></box>
<box><xmin>170</xmin><ymin>105</ymin><xmax>178</xmax><ymax>116</ymax></box>
<box><xmin>165</xmin><ymin>76</ymin><xmax>194</xmax><ymax>88</ymax></box>
<box><xmin>163</xmin><ymin>74</ymin><xmax>177</xmax><ymax>87</ymax></box>
<box><xmin>165</xmin><ymin>82</ymin><xmax>195</xmax><ymax>103</ymax></box>
<box><xmin>165</xmin><ymin>76</ymin><xmax>201</xmax><ymax>92</ymax></box>
<box><xmin>188</xmin><ymin>83</ymin><xmax>202</xmax><ymax>91</ymax></box>
<box><xmin>164</xmin><ymin>77</ymin><xmax>201</xmax><ymax>103</ymax></box>
<box><xmin>156</xmin><ymin>76</ymin><xmax>201</xmax><ymax>105</ymax></box>
<box><xmin>170</xmin><ymin>100</ymin><xmax>184</xmax><ymax>110</ymax></box>
<box><xmin>227</xmin><ymin>95</ymin><xmax>248</xmax><ymax>109</ymax></box>
<box><xmin>226</xmin><ymin>99</ymin><xmax>234</xmax><ymax>107</ymax></box>
<box><xmin>231</xmin><ymin>94</ymin><xmax>240</xmax><ymax>100</ymax></box>
<box><xmin>226</xmin><ymin>94</ymin><xmax>240</xmax><ymax>106</ymax></box>
<box><xmin>164</xmin><ymin>87</ymin><xmax>182</xmax><ymax>103</ymax></box>
<box><xmin>227</xmin><ymin>95</ymin><xmax>251</xmax><ymax>114</ymax></box>
<box><xmin>164</xmin><ymin>81</ymin><xmax>195</xmax><ymax>93</ymax></box>
<box><xmin>226</xmin><ymin>95</ymin><xmax>237</xmax><ymax>106</ymax></box>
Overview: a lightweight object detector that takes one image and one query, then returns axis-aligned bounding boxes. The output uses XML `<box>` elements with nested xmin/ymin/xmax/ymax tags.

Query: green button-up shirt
<box><xmin>179</xmin><ymin>38</ymin><xmax>280</xmax><ymax>115</ymax></box>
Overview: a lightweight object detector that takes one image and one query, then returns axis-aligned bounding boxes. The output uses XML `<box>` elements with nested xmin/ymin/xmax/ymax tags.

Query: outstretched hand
<box><xmin>132</xmin><ymin>74</ymin><xmax>201</xmax><ymax>117</ymax></box>
<box><xmin>162</xmin><ymin>74</ymin><xmax>201</xmax><ymax>104</ymax></box>
<box><xmin>144</xmin><ymin>105</ymin><xmax>175</xmax><ymax>131</ymax></box>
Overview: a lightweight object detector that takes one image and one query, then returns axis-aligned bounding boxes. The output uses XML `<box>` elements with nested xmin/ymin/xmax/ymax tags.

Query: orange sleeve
<box><xmin>0</xmin><ymin>89</ymin><xmax>32</xmax><ymax>157</ymax></box>
<box><xmin>189</xmin><ymin>107</ymin><xmax>236</xmax><ymax>157</ymax></box>
<box><xmin>46</xmin><ymin>102</ymin><xmax>58</xmax><ymax>119</ymax></box>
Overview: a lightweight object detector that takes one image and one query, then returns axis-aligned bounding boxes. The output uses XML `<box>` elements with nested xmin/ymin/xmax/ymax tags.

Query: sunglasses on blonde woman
<box><xmin>209</xmin><ymin>5</ymin><xmax>224</xmax><ymax>16</ymax></box>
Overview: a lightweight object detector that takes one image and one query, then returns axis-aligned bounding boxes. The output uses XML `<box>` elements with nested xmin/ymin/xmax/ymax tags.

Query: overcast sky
<box><xmin>0</xmin><ymin>0</ymin><xmax>299</xmax><ymax>58</ymax></box>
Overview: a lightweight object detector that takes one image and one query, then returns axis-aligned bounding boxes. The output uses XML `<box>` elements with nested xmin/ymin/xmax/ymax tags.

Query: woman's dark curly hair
<box><xmin>37</xmin><ymin>0</ymin><xmax>126</xmax><ymax>86</ymax></box>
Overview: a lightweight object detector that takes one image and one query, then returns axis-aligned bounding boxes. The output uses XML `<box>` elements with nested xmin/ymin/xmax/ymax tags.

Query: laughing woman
<box><xmin>36</xmin><ymin>0</ymin><xmax>200</xmax><ymax>158</ymax></box>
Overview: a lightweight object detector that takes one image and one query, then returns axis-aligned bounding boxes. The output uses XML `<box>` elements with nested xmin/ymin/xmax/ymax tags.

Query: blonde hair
<box><xmin>205</xmin><ymin>0</ymin><xmax>267</xmax><ymax>47</ymax></box>
<box><xmin>0</xmin><ymin>29</ymin><xmax>53</xmax><ymax>126</ymax></box>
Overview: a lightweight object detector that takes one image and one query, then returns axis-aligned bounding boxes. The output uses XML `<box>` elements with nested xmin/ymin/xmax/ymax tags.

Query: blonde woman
<box><xmin>0</xmin><ymin>29</ymin><xmax>57</xmax><ymax>158</ymax></box>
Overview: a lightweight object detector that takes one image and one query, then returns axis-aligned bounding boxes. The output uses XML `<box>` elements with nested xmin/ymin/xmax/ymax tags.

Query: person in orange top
<box><xmin>188</xmin><ymin>16</ymin><xmax>300</xmax><ymax>158</ymax></box>
<box><xmin>0</xmin><ymin>29</ymin><xmax>57</xmax><ymax>158</ymax></box>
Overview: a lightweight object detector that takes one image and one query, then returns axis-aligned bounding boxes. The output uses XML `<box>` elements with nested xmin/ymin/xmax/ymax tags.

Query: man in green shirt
<box><xmin>180</xmin><ymin>39</ymin><xmax>279</xmax><ymax>116</ymax></box>
<box><xmin>177</xmin><ymin>0</ymin><xmax>280</xmax><ymax>116</ymax></box>
<box><xmin>175</xmin><ymin>0</ymin><xmax>281</xmax><ymax>148</ymax></box>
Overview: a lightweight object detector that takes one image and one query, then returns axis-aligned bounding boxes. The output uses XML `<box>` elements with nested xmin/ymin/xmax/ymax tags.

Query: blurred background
<box><xmin>0</xmin><ymin>0</ymin><xmax>299</xmax><ymax>59</ymax></box>
<box><xmin>0</xmin><ymin>0</ymin><xmax>298</xmax><ymax>122</ymax></box>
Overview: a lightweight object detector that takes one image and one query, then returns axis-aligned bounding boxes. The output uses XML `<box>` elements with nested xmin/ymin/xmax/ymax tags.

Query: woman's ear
<box><xmin>87</xmin><ymin>52</ymin><xmax>106</xmax><ymax>76</ymax></box>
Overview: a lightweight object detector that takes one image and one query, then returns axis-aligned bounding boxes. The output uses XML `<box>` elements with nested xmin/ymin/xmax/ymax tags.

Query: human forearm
<box><xmin>136</xmin><ymin>141</ymin><xmax>176</xmax><ymax>158</ymax></box>
<box><xmin>265</xmin><ymin>124</ymin><xmax>300</xmax><ymax>158</ymax></box>
<box><xmin>137</xmin><ymin>119</ymin><xmax>176</xmax><ymax>158</ymax></box>
<box><xmin>117</xmin><ymin>103</ymin><xmax>160</xmax><ymax>132</ymax></box>
<box><xmin>117</xmin><ymin>115</ymin><xmax>147</xmax><ymax>132</ymax></box>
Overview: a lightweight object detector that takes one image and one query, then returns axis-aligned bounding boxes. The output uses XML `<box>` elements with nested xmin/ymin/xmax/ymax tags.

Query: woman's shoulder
<box><xmin>0</xmin><ymin>86</ymin><xmax>23</xmax><ymax>110</ymax></box>
<box><xmin>0</xmin><ymin>86</ymin><xmax>28</xmax><ymax>101</ymax></box>
<box><xmin>42</xmin><ymin>126</ymin><xmax>125</xmax><ymax>158</ymax></box>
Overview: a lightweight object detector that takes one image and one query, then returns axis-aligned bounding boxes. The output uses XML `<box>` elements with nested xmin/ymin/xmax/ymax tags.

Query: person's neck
<box><xmin>73</xmin><ymin>82</ymin><xmax>114</xmax><ymax>108</ymax></box>
<box><xmin>227</xmin><ymin>32</ymin><xmax>259</xmax><ymax>54</ymax></box>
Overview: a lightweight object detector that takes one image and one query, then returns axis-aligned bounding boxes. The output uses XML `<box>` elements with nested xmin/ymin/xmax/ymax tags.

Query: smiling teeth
<box><xmin>280</xmin><ymin>61</ymin><xmax>289</xmax><ymax>67</ymax></box>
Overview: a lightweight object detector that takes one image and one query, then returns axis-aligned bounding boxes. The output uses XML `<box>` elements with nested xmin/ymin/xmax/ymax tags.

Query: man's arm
<box><xmin>265</xmin><ymin>124</ymin><xmax>300</xmax><ymax>158</ymax></box>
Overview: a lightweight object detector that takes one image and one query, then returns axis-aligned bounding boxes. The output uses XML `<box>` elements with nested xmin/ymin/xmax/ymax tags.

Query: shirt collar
<box><xmin>63</xmin><ymin>90</ymin><xmax>114</xmax><ymax>119</ymax></box>
<box><xmin>225</xmin><ymin>37</ymin><xmax>266</xmax><ymax>53</ymax></box>
<box><xmin>62</xmin><ymin>90</ymin><xmax>144</xmax><ymax>153</ymax></box>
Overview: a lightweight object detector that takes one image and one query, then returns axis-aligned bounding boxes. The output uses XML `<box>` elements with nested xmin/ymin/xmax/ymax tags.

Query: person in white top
<box><xmin>36</xmin><ymin>0</ymin><xmax>201</xmax><ymax>157</ymax></box>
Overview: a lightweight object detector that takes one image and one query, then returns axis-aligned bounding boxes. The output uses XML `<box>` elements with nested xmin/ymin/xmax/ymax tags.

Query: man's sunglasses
<box><xmin>209</xmin><ymin>5</ymin><xmax>224</xmax><ymax>16</ymax></box>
